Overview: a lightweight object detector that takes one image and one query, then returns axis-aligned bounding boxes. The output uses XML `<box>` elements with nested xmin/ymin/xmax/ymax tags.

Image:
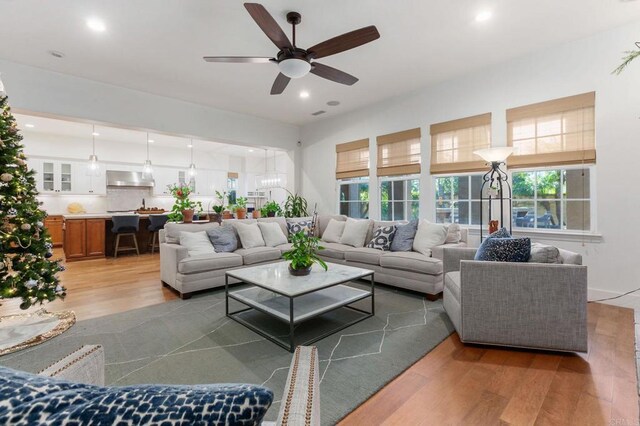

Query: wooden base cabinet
<box><xmin>64</xmin><ymin>219</ymin><xmax>106</xmax><ymax>261</ymax></box>
<box><xmin>44</xmin><ymin>215</ymin><xmax>64</xmax><ymax>247</ymax></box>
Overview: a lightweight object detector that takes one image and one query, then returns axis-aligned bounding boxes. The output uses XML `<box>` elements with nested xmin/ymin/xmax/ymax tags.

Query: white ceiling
<box><xmin>1</xmin><ymin>0</ymin><xmax>640</xmax><ymax>125</ymax></box>
<box><xmin>13</xmin><ymin>112</ymin><xmax>270</xmax><ymax>157</ymax></box>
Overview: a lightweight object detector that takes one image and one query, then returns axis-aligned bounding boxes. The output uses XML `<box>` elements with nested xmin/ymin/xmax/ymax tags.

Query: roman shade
<box><xmin>376</xmin><ymin>128</ymin><xmax>421</xmax><ymax>176</ymax></box>
<box><xmin>430</xmin><ymin>113</ymin><xmax>491</xmax><ymax>174</ymax></box>
<box><xmin>336</xmin><ymin>139</ymin><xmax>370</xmax><ymax>179</ymax></box>
<box><xmin>507</xmin><ymin>92</ymin><xmax>596</xmax><ymax>168</ymax></box>
<box><xmin>227</xmin><ymin>172</ymin><xmax>239</xmax><ymax>179</ymax></box>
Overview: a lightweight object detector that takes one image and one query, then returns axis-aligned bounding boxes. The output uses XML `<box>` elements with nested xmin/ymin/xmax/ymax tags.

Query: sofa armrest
<box><xmin>460</xmin><ymin>261</ymin><xmax>588</xmax><ymax>352</ymax></box>
<box><xmin>431</xmin><ymin>242</ymin><xmax>468</xmax><ymax>261</ymax></box>
<box><xmin>443</xmin><ymin>247</ymin><xmax>477</xmax><ymax>274</ymax></box>
<box><xmin>38</xmin><ymin>345</ymin><xmax>105</xmax><ymax>386</ymax></box>
<box><xmin>160</xmin><ymin>243</ymin><xmax>189</xmax><ymax>286</ymax></box>
<box><xmin>276</xmin><ymin>346</ymin><xmax>320</xmax><ymax>426</ymax></box>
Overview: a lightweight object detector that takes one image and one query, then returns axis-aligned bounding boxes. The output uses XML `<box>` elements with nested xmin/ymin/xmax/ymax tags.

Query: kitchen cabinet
<box><xmin>37</xmin><ymin>160</ymin><xmax>74</xmax><ymax>193</ymax></box>
<box><xmin>63</xmin><ymin>218</ymin><xmax>106</xmax><ymax>261</ymax></box>
<box><xmin>153</xmin><ymin>167</ymin><xmax>181</xmax><ymax>195</ymax></box>
<box><xmin>44</xmin><ymin>215</ymin><xmax>64</xmax><ymax>247</ymax></box>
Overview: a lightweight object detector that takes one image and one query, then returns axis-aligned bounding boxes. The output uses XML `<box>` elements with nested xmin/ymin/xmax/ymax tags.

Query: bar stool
<box><xmin>111</xmin><ymin>215</ymin><xmax>140</xmax><ymax>258</ymax></box>
<box><xmin>147</xmin><ymin>214</ymin><xmax>169</xmax><ymax>254</ymax></box>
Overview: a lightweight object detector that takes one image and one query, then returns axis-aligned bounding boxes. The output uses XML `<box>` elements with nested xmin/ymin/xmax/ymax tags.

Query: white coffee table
<box><xmin>225</xmin><ymin>261</ymin><xmax>374</xmax><ymax>352</ymax></box>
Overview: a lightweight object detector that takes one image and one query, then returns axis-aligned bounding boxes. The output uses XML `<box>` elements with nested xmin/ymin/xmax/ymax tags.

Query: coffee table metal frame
<box><xmin>225</xmin><ymin>267</ymin><xmax>375</xmax><ymax>352</ymax></box>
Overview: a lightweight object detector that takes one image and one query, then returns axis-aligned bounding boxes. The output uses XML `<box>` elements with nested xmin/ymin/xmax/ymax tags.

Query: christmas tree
<box><xmin>0</xmin><ymin>76</ymin><xmax>66</xmax><ymax>310</ymax></box>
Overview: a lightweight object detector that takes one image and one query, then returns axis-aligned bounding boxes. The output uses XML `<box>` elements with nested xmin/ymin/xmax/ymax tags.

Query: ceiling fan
<box><xmin>203</xmin><ymin>3</ymin><xmax>380</xmax><ymax>95</ymax></box>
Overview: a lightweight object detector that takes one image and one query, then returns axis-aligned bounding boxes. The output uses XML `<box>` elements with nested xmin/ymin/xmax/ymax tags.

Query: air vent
<box><xmin>311</xmin><ymin>110</ymin><xmax>326</xmax><ymax>116</ymax></box>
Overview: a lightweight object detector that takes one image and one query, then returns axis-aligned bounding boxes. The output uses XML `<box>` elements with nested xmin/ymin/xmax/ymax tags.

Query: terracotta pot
<box><xmin>182</xmin><ymin>209</ymin><xmax>195</xmax><ymax>223</ymax></box>
<box><xmin>222</xmin><ymin>211</ymin><xmax>233</xmax><ymax>220</ymax></box>
<box><xmin>209</xmin><ymin>213</ymin><xmax>221</xmax><ymax>224</ymax></box>
<box><xmin>288</xmin><ymin>264</ymin><xmax>312</xmax><ymax>276</ymax></box>
<box><xmin>252</xmin><ymin>210</ymin><xmax>261</xmax><ymax>219</ymax></box>
<box><xmin>235</xmin><ymin>208</ymin><xmax>247</xmax><ymax>220</ymax></box>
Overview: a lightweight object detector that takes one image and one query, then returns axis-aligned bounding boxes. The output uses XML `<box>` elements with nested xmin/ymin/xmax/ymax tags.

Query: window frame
<box><xmin>432</xmin><ymin>172</ymin><xmax>484</xmax><ymax>227</ymax></box>
<box><xmin>378</xmin><ymin>174</ymin><xmax>420</xmax><ymax>222</ymax></box>
<box><xmin>336</xmin><ymin>177</ymin><xmax>370</xmax><ymax>219</ymax></box>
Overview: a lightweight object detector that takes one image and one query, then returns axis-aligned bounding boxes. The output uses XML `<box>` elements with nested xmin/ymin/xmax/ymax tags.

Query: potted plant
<box><xmin>284</xmin><ymin>192</ymin><xmax>309</xmax><ymax>218</ymax></box>
<box><xmin>222</xmin><ymin>208</ymin><xmax>234</xmax><ymax>220</ymax></box>
<box><xmin>252</xmin><ymin>209</ymin><xmax>261</xmax><ymax>219</ymax></box>
<box><xmin>260</xmin><ymin>200</ymin><xmax>282</xmax><ymax>218</ymax></box>
<box><xmin>167</xmin><ymin>184</ymin><xmax>196</xmax><ymax>223</ymax></box>
<box><xmin>234</xmin><ymin>197</ymin><xmax>248</xmax><ymax>219</ymax></box>
<box><xmin>209</xmin><ymin>191</ymin><xmax>227</xmax><ymax>223</ymax></box>
<box><xmin>282</xmin><ymin>232</ymin><xmax>328</xmax><ymax>276</ymax></box>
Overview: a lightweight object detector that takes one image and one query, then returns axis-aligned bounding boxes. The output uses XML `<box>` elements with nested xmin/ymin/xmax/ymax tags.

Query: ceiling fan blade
<box><xmin>311</xmin><ymin>62</ymin><xmax>359</xmax><ymax>85</ymax></box>
<box><xmin>270</xmin><ymin>73</ymin><xmax>291</xmax><ymax>95</ymax></box>
<box><xmin>307</xmin><ymin>26</ymin><xmax>380</xmax><ymax>59</ymax></box>
<box><xmin>244</xmin><ymin>3</ymin><xmax>293</xmax><ymax>51</ymax></box>
<box><xmin>203</xmin><ymin>56</ymin><xmax>274</xmax><ymax>63</ymax></box>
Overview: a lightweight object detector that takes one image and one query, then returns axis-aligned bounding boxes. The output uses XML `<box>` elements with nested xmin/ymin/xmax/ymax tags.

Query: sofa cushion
<box><xmin>444</xmin><ymin>271</ymin><xmax>461</xmax><ymax>303</ymax></box>
<box><xmin>180</xmin><ymin>231</ymin><xmax>216</xmax><ymax>256</ymax></box>
<box><xmin>276</xmin><ymin>243</ymin><xmax>293</xmax><ymax>254</ymax></box>
<box><xmin>322</xmin><ymin>219</ymin><xmax>346</xmax><ymax>243</ymax></box>
<box><xmin>445</xmin><ymin>223</ymin><xmax>462</xmax><ymax>244</ymax></box>
<box><xmin>258</xmin><ymin>221</ymin><xmax>288</xmax><ymax>247</ymax></box>
<box><xmin>235</xmin><ymin>247</ymin><xmax>282</xmax><ymax>265</ymax></box>
<box><xmin>164</xmin><ymin>222</ymin><xmax>220</xmax><ymax>244</ymax></box>
<box><xmin>178</xmin><ymin>252</ymin><xmax>243</xmax><ymax>274</ymax></box>
<box><xmin>413</xmin><ymin>220</ymin><xmax>448</xmax><ymax>256</ymax></box>
<box><xmin>206</xmin><ymin>225</ymin><xmax>238</xmax><ymax>253</ymax></box>
<box><xmin>318</xmin><ymin>242</ymin><xmax>351</xmax><ymax>260</ymax></box>
<box><xmin>235</xmin><ymin>222</ymin><xmax>266</xmax><ymax>249</ymax></box>
<box><xmin>318</xmin><ymin>214</ymin><xmax>346</xmax><ymax>237</ymax></box>
<box><xmin>340</xmin><ymin>218</ymin><xmax>371</xmax><ymax>248</ymax></box>
<box><xmin>0</xmin><ymin>366</ymin><xmax>273</xmax><ymax>425</ymax></box>
<box><xmin>475</xmin><ymin>237</ymin><xmax>531</xmax><ymax>262</ymax></box>
<box><xmin>344</xmin><ymin>247</ymin><xmax>382</xmax><ymax>265</ymax></box>
<box><xmin>380</xmin><ymin>251</ymin><xmax>443</xmax><ymax>275</ymax></box>
<box><xmin>257</xmin><ymin>217</ymin><xmax>288</xmax><ymax>236</ymax></box>
<box><xmin>528</xmin><ymin>242</ymin><xmax>561</xmax><ymax>264</ymax></box>
<box><xmin>390</xmin><ymin>220</ymin><xmax>418</xmax><ymax>252</ymax></box>
<box><xmin>489</xmin><ymin>227</ymin><xmax>511</xmax><ymax>238</ymax></box>
<box><xmin>366</xmin><ymin>225</ymin><xmax>396</xmax><ymax>251</ymax></box>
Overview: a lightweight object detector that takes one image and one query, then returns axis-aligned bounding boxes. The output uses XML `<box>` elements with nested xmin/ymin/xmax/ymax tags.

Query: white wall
<box><xmin>300</xmin><ymin>20</ymin><xmax>640</xmax><ymax>305</ymax></box>
<box><xmin>0</xmin><ymin>59</ymin><xmax>300</xmax><ymax>151</ymax></box>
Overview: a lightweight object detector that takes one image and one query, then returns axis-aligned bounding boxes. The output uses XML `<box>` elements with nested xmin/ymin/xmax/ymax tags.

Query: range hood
<box><xmin>106</xmin><ymin>170</ymin><xmax>155</xmax><ymax>187</ymax></box>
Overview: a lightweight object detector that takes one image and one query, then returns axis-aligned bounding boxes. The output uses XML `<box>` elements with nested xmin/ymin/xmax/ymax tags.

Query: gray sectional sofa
<box><xmin>159</xmin><ymin>215</ymin><xmax>467</xmax><ymax>299</ymax></box>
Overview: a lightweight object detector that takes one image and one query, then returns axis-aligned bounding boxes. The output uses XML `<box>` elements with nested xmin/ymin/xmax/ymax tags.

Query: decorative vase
<box><xmin>488</xmin><ymin>220</ymin><xmax>499</xmax><ymax>234</ymax></box>
<box><xmin>267</xmin><ymin>211</ymin><xmax>276</xmax><ymax>218</ymax></box>
<box><xmin>288</xmin><ymin>264</ymin><xmax>312</xmax><ymax>276</ymax></box>
<box><xmin>182</xmin><ymin>209</ymin><xmax>195</xmax><ymax>223</ymax></box>
<box><xmin>210</xmin><ymin>213</ymin><xmax>222</xmax><ymax>224</ymax></box>
<box><xmin>222</xmin><ymin>211</ymin><xmax>233</xmax><ymax>220</ymax></box>
<box><xmin>236</xmin><ymin>208</ymin><xmax>247</xmax><ymax>220</ymax></box>
<box><xmin>252</xmin><ymin>210</ymin><xmax>261</xmax><ymax>219</ymax></box>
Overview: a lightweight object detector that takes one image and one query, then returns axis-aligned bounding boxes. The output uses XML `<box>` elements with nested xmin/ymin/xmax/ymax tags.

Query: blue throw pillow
<box><xmin>475</xmin><ymin>237</ymin><xmax>531</xmax><ymax>262</ymax></box>
<box><xmin>488</xmin><ymin>227</ymin><xmax>511</xmax><ymax>238</ymax></box>
<box><xmin>390</xmin><ymin>220</ymin><xmax>418</xmax><ymax>252</ymax></box>
<box><xmin>207</xmin><ymin>225</ymin><xmax>238</xmax><ymax>252</ymax></box>
<box><xmin>0</xmin><ymin>366</ymin><xmax>273</xmax><ymax>425</ymax></box>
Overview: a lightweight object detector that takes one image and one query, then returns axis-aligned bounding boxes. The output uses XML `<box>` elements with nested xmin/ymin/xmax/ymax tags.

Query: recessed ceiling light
<box><xmin>327</xmin><ymin>100</ymin><xmax>340</xmax><ymax>106</ymax></box>
<box><xmin>299</xmin><ymin>91</ymin><xmax>310</xmax><ymax>99</ymax></box>
<box><xmin>148</xmin><ymin>139</ymin><xmax>154</xmax><ymax>143</ymax></box>
<box><xmin>25</xmin><ymin>124</ymin><xmax>35</xmax><ymax>128</ymax></box>
<box><xmin>48</xmin><ymin>50</ymin><xmax>65</xmax><ymax>59</ymax></box>
<box><xmin>248</xmin><ymin>149</ymin><xmax>255</xmax><ymax>152</ymax></box>
<box><xmin>92</xmin><ymin>132</ymin><xmax>100</xmax><ymax>136</ymax></box>
<box><xmin>475</xmin><ymin>11</ymin><xmax>492</xmax><ymax>22</ymax></box>
<box><xmin>187</xmin><ymin>144</ymin><xmax>193</xmax><ymax>148</ymax></box>
<box><xmin>86</xmin><ymin>18</ymin><xmax>106</xmax><ymax>32</ymax></box>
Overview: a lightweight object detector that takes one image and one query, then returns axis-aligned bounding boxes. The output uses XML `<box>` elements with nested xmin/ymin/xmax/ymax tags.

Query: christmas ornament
<box><xmin>25</xmin><ymin>279</ymin><xmax>37</xmax><ymax>289</ymax></box>
<box><xmin>1</xmin><ymin>173</ymin><xmax>13</xmax><ymax>182</ymax></box>
<box><xmin>45</xmin><ymin>252</ymin><xmax>53</xmax><ymax>259</ymax></box>
<box><xmin>36</xmin><ymin>221</ymin><xmax>44</xmax><ymax>228</ymax></box>
<box><xmin>7</xmin><ymin>208</ymin><xmax>17</xmax><ymax>216</ymax></box>
<box><xmin>20</xmin><ymin>223</ymin><xmax>31</xmax><ymax>231</ymax></box>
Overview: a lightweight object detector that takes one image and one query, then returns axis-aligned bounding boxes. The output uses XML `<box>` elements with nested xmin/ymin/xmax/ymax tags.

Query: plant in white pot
<box><xmin>282</xmin><ymin>232</ymin><xmax>328</xmax><ymax>276</ymax></box>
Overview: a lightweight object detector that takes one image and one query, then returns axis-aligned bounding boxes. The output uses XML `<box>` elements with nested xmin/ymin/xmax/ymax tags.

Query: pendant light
<box><xmin>188</xmin><ymin>140</ymin><xmax>197</xmax><ymax>177</ymax></box>
<box><xmin>142</xmin><ymin>132</ymin><xmax>153</xmax><ymax>177</ymax></box>
<box><xmin>86</xmin><ymin>125</ymin><xmax>100</xmax><ymax>176</ymax></box>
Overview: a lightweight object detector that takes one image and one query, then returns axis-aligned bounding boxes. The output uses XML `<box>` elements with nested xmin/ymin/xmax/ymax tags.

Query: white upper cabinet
<box><xmin>153</xmin><ymin>167</ymin><xmax>181</xmax><ymax>196</ymax></box>
<box><xmin>35</xmin><ymin>160</ymin><xmax>75</xmax><ymax>193</ymax></box>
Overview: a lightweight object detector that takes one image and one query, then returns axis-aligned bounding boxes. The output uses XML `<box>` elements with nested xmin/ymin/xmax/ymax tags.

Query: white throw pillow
<box><xmin>412</xmin><ymin>219</ymin><xmax>448</xmax><ymax>256</ymax></box>
<box><xmin>235</xmin><ymin>222</ymin><xmax>266</xmax><ymax>249</ymax></box>
<box><xmin>322</xmin><ymin>219</ymin><xmax>346</xmax><ymax>243</ymax></box>
<box><xmin>340</xmin><ymin>218</ymin><xmax>371</xmax><ymax>248</ymax></box>
<box><xmin>180</xmin><ymin>231</ymin><xmax>216</xmax><ymax>256</ymax></box>
<box><xmin>445</xmin><ymin>223</ymin><xmax>462</xmax><ymax>244</ymax></box>
<box><xmin>258</xmin><ymin>221</ymin><xmax>288</xmax><ymax>247</ymax></box>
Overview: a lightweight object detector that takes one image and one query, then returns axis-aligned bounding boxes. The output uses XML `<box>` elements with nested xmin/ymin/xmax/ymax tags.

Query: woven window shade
<box><xmin>507</xmin><ymin>92</ymin><xmax>596</xmax><ymax>168</ymax></box>
<box><xmin>430</xmin><ymin>113</ymin><xmax>491</xmax><ymax>174</ymax></box>
<box><xmin>227</xmin><ymin>172</ymin><xmax>239</xmax><ymax>179</ymax></box>
<box><xmin>336</xmin><ymin>139</ymin><xmax>370</xmax><ymax>179</ymax></box>
<box><xmin>376</xmin><ymin>128</ymin><xmax>421</xmax><ymax>176</ymax></box>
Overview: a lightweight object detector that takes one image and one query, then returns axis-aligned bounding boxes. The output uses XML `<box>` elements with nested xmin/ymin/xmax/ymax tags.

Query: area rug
<box><xmin>0</xmin><ymin>309</ymin><xmax>76</xmax><ymax>355</ymax></box>
<box><xmin>0</xmin><ymin>283</ymin><xmax>454</xmax><ymax>425</ymax></box>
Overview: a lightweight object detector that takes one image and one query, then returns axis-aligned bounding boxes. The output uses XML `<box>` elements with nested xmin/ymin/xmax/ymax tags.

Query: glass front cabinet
<box><xmin>38</xmin><ymin>161</ymin><xmax>74</xmax><ymax>193</ymax></box>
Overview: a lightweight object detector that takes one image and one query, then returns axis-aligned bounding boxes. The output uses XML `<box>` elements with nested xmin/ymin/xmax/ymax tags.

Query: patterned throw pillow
<box><xmin>287</xmin><ymin>220</ymin><xmax>313</xmax><ymax>236</ymax></box>
<box><xmin>367</xmin><ymin>225</ymin><xmax>397</xmax><ymax>251</ymax></box>
<box><xmin>488</xmin><ymin>227</ymin><xmax>511</xmax><ymax>238</ymax></box>
<box><xmin>474</xmin><ymin>237</ymin><xmax>531</xmax><ymax>262</ymax></box>
<box><xmin>0</xmin><ymin>366</ymin><xmax>274</xmax><ymax>425</ymax></box>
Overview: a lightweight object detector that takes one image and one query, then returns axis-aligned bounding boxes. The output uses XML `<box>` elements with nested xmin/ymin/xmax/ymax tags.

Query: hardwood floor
<box><xmin>1</xmin><ymin>251</ymin><xmax>637</xmax><ymax>425</ymax></box>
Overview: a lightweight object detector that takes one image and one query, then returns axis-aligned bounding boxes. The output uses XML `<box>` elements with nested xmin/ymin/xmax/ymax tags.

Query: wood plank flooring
<box><xmin>1</xmin><ymin>251</ymin><xmax>637</xmax><ymax>425</ymax></box>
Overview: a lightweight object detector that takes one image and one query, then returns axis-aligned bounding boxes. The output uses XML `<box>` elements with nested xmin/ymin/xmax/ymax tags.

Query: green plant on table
<box><xmin>211</xmin><ymin>191</ymin><xmax>227</xmax><ymax>215</ymax></box>
<box><xmin>235</xmin><ymin>197</ymin><xmax>247</xmax><ymax>209</ymax></box>
<box><xmin>282</xmin><ymin>232</ymin><xmax>328</xmax><ymax>271</ymax></box>
<box><xmin>284</xmin><ymin>192</ymin><xmax>308</xmax><ymax>218</ymax></box>
<box><xmin>167</xmin><ymin>184</ymin><xmax>196</xmax><ymax>222</ymax></box>
<box><xmin>260</xmin><ymin>200</ymin><xmax>282</xmax><ymax>217</ymax></box>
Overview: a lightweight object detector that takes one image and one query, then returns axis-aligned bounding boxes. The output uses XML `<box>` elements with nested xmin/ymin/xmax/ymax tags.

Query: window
<box><xmin>336</xmin><ymin>139</ymin><xmax>369</xmax><ymax>179</ymax></box>
<box><xmin>380</xmin><ymin>177</ymin><xmax>419</xmax><ymax>221</ymax></box>
<box><xmin>434</xmin><ymin>175</ymin><xmax>486</xmax><ymax>225</ymax></box>
<box><xmin>227</xmin><ymin>172</ymin><xmax>238</xmax><ymax>204</ymax></box>
<box><xmin>376</xmin><ymin>128</ymin><xmax>421</xmax><ymax>177</ymax></box>
<box><xmin>338</xmin><ymin>179</ymin><xmax>369</xmax><ymax>219</ymax></box>
<box><xmin>507</xmin><ymin>92</ymin><xmax>595</xmax><ymax>169</ymax></box>
<box><xmin>430</xmin><ymin>113</ymin><xmax>491</xmax><ymax>174</ymax></box>
<box><xmin>512</xmin><ymin>167</ymin><xmax>592</xmax><ymax>231</ymax></box>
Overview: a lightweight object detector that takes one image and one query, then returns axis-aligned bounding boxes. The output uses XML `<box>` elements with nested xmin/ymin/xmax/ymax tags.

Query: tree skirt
<box><xmin>0</xmin><ymin>309</ymin><xmax>75</xmax><ymax>355</ymax></box>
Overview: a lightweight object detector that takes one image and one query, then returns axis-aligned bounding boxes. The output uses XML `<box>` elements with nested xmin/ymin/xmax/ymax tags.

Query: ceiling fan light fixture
<box><xmin>278</xmin><ymin>58</ymin><xmax>311</xmax><ymax>79</ymax></box>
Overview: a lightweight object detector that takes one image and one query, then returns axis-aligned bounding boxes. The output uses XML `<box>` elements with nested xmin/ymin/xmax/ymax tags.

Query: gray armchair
<box><xmin>442</xmin><ymin>247</ymin><xmax>588</xmax><ymax>352</ymax></box>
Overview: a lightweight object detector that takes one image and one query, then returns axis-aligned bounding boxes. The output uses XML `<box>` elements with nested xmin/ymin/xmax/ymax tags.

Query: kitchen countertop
<box><xmin>62</xmin><ymin>213</ymin><xmax>165</xmax><ymax>220</ymax></box>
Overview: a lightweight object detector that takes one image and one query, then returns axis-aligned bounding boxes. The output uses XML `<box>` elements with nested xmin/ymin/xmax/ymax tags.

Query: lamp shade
<box><xmin>474</xmin><ymin>147</ymin><xmax>513</xmax><ymax>162</ymax></box>
<box><xmin>278</xmin><ymin>58</ymin><xmax>311</xmax><ymax>79</ymax></box>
